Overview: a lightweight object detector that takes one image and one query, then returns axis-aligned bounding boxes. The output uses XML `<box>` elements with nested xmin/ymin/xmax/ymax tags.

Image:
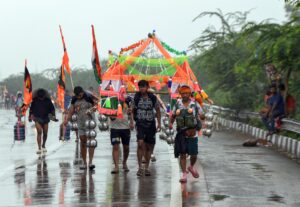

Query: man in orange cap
<box><xmin>169</xmin><ymin>85</ymin><xmax>203</xmax><ymax>183</ymax></box>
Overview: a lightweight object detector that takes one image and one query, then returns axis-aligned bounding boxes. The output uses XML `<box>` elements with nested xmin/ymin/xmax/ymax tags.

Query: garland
<box><xmin>120</xmin><ymin>40</ymin><xmax>144</xmax><ymax>54</ymax></box>
<box><xmin>161</xmin><ymin>41</ymin><xmax>186</xmax><ymax>56</ymax></box>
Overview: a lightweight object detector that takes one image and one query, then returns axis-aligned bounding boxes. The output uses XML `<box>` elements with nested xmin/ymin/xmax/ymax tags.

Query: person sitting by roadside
<box><xmin>261</xmin><ymin>84</ymin><xmax>285</xmax><ymax>136</ymax></box>
<box><xmin>278</xmin><ymin>83</ymin><xmax>296</xmax><ymax>118</ymax></box>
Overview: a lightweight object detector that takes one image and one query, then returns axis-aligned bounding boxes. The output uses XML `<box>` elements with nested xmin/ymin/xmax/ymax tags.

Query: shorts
<box><xmin>185</xmin><ymin>137</ymin><xmax>198</xmax><ymax>155</ymax></box>
<box><xmin>110</xmin><ymin>128</ymin><xmax>130</xmax><ymax>145</ymax></box>
<box><xmin>174</xmin><ymin>130</ymin><xmax>198</xmax><ymax>157</ymax></box>
<box><xmin>34</xmin><ymin>117</ymin><xmax>50</xmax><ymax>126</ymax></box>
<box><xmin>136</xmin><ymin>124</ymin><xmax>156</xmax><ymax>145</ymax></box>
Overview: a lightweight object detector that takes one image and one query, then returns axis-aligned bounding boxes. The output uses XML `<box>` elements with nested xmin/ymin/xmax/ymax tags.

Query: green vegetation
<box><xmin>190</xmin><ymin>4</ymin><xmax>300</xmax><ymax>120</ymax></box>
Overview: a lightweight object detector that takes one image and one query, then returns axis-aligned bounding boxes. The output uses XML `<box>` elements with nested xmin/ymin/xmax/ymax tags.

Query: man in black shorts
<box><xmin>110</xmin><ymin>97</ymin><xmax>134</xmax><ymax>173</ymax></box>
<box><xmin>131</xmin><ymin>80</ymin><xmax>161</xmax><ymax>176</ymax></box>
<box><xmin>29</xmin><ymin>88</ymin><xmax>57</xmax><ymax>154</ymax></box>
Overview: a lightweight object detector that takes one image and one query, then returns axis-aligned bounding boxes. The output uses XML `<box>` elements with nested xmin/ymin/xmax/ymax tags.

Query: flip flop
<box><xmin>179</xmin><ymin>173</ymin><xmax>187</xmax><ymax>183</ymax></box>
<box><xmin>111</xmin><ymin>168</ymin><xmax>119</xmax><ymax>174</ymax></box>
<box><xmin>145</xmin><ymin>169</ymin><xmax>151</xmax><ymax>176</ymax></box>
<box><xmin>136</xmin><ymin>168</ymin><xmax>143</xmax><ymax>176</ymax></box>
<box><xmin>89</xmin><ymin>164</ymin><xmax>95</xmax><ymax>171</ymax></box>
<box><xmin>123</xmin><ymin>165</ymin><xmax>130</xmax><ymax>172</ymax></box>
<box><xmin>188</xmin><ymin>166</ymin><xmax>199</xmax><ymax>178</ymax></box>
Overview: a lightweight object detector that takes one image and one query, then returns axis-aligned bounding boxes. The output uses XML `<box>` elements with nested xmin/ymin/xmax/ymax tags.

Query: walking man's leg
<box><xmin>111</xmin><ymin>143</ymin><xmax>120</xmax><ymax>173</ymax></box>
<box><xmin>35</xmin><ymin>122</ymin><xmax>43</xmax><ymax>154</ymax></box>
<box><xmin>144</xmin><ymin>143</ymin><xmax>153</xmax><ymax>176</ymax></box>
<box><xmin>80</xmin><ymin>134</ymin><xmax>87</xmax><ymax>169</ymax></box>
<box><xmin>137</xmin><ymin>140</ymin><xmax>145</xmax><ymax>176</ymax></box>
<box><xmin>150</xmin><ymin>145</ymin><xmax>156</xmax><ymax>162</ymax></box>
<box><xmin>42</xmin><ymin>124</ymin><xmax>48</xmax><ymax>152</ymax></box>
<box><xmin>187</xmin><ymin>138</ymin><xmax>199</xmax><ymax>178</ymax></box>
<box><xmin>88</xmin><ymin>146</ymin><xmax>95</xmax><ymax>170</ymax></box>
<box><xmin>122</xmin><ymin>144</ymin><xmax>129</xmax><ymax>171</ymax></box>
<box><xmin>179</xmin><ymin>154</ymin><xmax>187</xmax><ymax>182</ymax></box>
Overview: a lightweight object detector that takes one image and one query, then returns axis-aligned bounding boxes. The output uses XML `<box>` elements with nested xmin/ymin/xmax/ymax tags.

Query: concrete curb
<box><xmin>218</xmin><ymin>117</ymin><xmax>300</xmax><ymax>159</ymax></box>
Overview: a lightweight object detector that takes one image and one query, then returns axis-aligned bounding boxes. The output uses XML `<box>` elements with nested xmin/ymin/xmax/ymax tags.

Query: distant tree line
<box><xmin>0</xmin><ymin>60</ymin><xmax>108</xmax><ymax>95</ymax></box>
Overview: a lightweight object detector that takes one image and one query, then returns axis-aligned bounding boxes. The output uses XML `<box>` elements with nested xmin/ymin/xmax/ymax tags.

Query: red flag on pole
<box><xmin>91</xmin><ymin>25</ymin><xmax>102</xmax><ymax>84</ymax></box>
<box><xmin>57</xmin><ymin>64</ymin><xmax>65</xmax><ymax>110</ymax></box>
<box><xmin>23</xmin><ymin>59</ymin><xmax>32</xmax><ymax>105</ymax></box>
<box><xmin>59</xmin><ymin>25</ymin><xmax>71</xmax><ymax>75</ymax></box>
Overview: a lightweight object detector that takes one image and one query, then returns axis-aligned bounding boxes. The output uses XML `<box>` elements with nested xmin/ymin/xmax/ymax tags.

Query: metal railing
<box><xmin>206</xmin><ymin>104</ymin><xmax>300</xmax><ymax>134</ymax></box>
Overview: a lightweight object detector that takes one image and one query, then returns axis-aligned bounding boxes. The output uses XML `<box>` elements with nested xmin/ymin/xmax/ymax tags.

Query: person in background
<box><xmin>261</xmin><ymin>84</ymin><xmax>285</xmax><ymax>136</ymax></box>
<box><xmin>59</xmin><ymin>90</ymin><xmax>73</xmax><ymax>141</ymax></box>
<box><xmin>110</xmin><ymin>96</ymin><xmax>134</xmax><ymax>174</ymax></box>
<box><xmin>15</xmin><ymin>91</ymin><xmax>24</xmax><ymax>119</ymax></box>
<box><xmin>4</xmin><ymin>92</ymin><xmax>10</xmax><ymax>109</ymax></box>
<box><xmin>278</xmin><ymin>83</ymin><xmax>296</xmax><ymax>118</ymax></box>
<box><xmin>147</xmin><ymin>88</ymin><xmax>166</xmax><ymax>163</ymax></box>
<box><xmin>29</xmin><ymin>88</ymin><xmax>58</xmax><ymax>154</ymax></box>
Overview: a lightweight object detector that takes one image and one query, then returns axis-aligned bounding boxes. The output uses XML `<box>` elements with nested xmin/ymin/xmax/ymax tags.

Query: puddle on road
<box><xmin>268</xmin><ymin>193</ymin><xmax>285</xmax><ymax>204</ymax></box>
<box><xmin>210</xmin><ymin>194</ymin><xmax>229</xmax><ymax>201</ymax></box>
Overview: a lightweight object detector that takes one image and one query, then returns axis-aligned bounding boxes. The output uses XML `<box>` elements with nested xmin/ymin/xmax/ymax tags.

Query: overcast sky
<box><xmin>0</xmin><ymin>0</ymin><xmax>287</xmax><ymax>80</ymax></box>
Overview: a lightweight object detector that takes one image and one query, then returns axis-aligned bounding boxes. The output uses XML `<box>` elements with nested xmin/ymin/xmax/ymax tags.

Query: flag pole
<box><xmin>24</xmin><ymin>59</ymin><xmax>27</xmax><ymax>128</ymax></box>
<box><xmin>70</xmin><ymin>75</ymin><xmax>74</xmax><ymax>90</ymax></box>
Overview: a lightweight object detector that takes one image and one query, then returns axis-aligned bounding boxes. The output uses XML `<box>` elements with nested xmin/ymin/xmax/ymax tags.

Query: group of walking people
<box><xmin>28</xmin><ymin>79</ymin><xmax>204</xmax><ymax>183</ymax></box>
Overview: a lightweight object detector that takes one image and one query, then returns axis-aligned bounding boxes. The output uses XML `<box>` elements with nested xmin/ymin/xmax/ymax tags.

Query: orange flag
<box><xmin>59</xmin><ymin>25</ymin><xmax>71</xmax><ymax>75</ymax></box>
<box><xmin>57</xmin><ymin>64</ymin><xmax>65</xmax><ymax>110</ymax></box>
<box><xmin>23</xmin><ymin>59</ymin><xmax>32</xmax><ymax>106</ymax></box>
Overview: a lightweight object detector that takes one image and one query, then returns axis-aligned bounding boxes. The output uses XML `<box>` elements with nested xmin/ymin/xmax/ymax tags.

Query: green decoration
<box><xmin>105</xmin><ymin>98</ymin><xmax>111</xmax><ymax>108</ymax></box>
<box><xmin>161</xmin><ymin>41</ymin><xmax>187</xmax><ymax>56</ymax></box>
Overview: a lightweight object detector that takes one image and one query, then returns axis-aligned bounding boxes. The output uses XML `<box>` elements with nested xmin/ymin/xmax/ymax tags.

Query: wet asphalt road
<box><xmin>0</xmin><ymin>109</ymin><xmax>300</xmax><ymax>207</ymax></box>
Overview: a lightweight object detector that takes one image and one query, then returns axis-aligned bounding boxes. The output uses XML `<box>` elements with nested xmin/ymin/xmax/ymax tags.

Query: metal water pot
<box><xmin>71</xmin><ymin>114</ymin><xmax>78</xmax><ymax>122</ymax></box>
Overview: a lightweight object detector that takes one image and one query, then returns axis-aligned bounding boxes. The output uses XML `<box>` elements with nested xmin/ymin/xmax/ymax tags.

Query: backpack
<box><xmin>133</xmin><ymin>92</ymin><xmax>157</xmax><ymax>121</ymax></box>
<box><xmin>174</xmin><ymin>100</ymin><xmax>202</xmax><ymax>130</ymax></box>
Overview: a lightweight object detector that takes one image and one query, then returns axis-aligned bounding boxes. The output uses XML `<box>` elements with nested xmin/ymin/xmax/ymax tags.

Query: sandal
<box><xmin>151</xmin><ymin>154</ymin><xmax>156</xmax><ymax>162</ymax></box>
<box><xmin>123</xmin><ymin>164</ymin><xmax>130</xmax><ymax>172</ymax></box>
<box><xmin>145</xmin><ymin>168</ymin><xmax>151</xmax><ymax>176</ymax></box>
<box><xmin>179</xmin><ymin>173</ymin><xmax>187</xmax><ymax>183</ymax></box>
<box><xmin>111</xmin><ymin>167</ymin><xmax>119</xmax><ymax>174</ymax></box>
<box><xmin>136</xmin><ymin>168</ymin><xmax>143</xmax><ymax>176</ymax></box>
<box><xmin>188</xmin><ymin>166</ymin><xmax>199</xmax><ymax>178</ymax></box>
<box><xmin>89</xmin><ymin>164</ymin><xmax>95</xmax><ymax>171</ymax></box>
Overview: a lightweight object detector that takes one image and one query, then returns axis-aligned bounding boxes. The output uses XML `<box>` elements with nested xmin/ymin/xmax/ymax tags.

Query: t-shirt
<box><xmin>267</xmin><ymin>93</ymin><xmax>285</xmax><ymax>115</ymax></box>
<box><xmin>30</xmin><ymin>98</ymin><xmax>55</xmax><ymax>120</ymax></box>
<box><xmin>110</xmin><ymin>111</ymin><xmax>130</xmax><ymax>129</ymax></box>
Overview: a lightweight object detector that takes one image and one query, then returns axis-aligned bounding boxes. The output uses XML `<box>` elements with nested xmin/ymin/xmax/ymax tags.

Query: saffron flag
<box><xmin>23</xmin><ymin>60</ymin><xmax>32</xmax><ymax>106</ymax></box>
<box><xmin>57</xmin><ymin>64</ymin><xmax>65</xmax><ymax>110</ymax></box>
<box><xmin>59</xmin><ymin>25</ymin><xmax>71</xmax><ymax>75</ymax></box>
<box><xmin>91</xmin><ymin>25</ymin><xmax>102</xmax><ymax>84</ymax></box>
